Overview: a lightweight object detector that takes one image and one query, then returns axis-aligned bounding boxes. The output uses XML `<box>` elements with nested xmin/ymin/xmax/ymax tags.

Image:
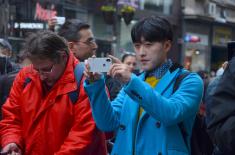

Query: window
<box><xmin>140</xmin><ymin>0</ymin><xmax>173</xmax><ymax>14</ymax></box>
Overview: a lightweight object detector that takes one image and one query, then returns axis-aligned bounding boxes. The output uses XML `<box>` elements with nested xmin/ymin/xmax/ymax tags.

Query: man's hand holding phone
<box><xmin>84</xmin><ymin>55</ymin><xmax>132</xmax><ymax>84</ymax></box>
<box><xmin>1</xmin><ymin>143</ymin><xmax>22</xmax><ymax>155</ymax></box>
<box><xmin>108</xmin><ymin>55</ymin><xmax>132</xmax><ymax>84</ymax></box>
<box><xmin>84</xmin><ymin>56</ymin><xmax>103</xmax><ymax>83</ymax></box>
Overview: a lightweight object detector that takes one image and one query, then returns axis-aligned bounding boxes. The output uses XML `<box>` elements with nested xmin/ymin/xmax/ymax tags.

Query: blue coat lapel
<box><xmin>137</xmin><ymin>68</ymin><xmax>180</xmax><ymax>121</ymax></box>
<box><xmin>155</xmin><ymin>68</ymin><xmax>180</xmax><ymax>94</ymax></box>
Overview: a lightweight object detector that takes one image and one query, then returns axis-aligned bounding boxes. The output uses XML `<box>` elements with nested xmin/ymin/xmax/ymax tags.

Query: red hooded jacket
<box><xmin>0</xmin><ymin>53</ymin><xmax>107</xmax><ymax>155</ymax></box>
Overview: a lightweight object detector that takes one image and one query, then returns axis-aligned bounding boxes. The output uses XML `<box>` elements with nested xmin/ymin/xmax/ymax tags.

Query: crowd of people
<box><xmin>0</xmin><ymin>15</ymin><xmax>234</xmax><ymax>155</ymax></box>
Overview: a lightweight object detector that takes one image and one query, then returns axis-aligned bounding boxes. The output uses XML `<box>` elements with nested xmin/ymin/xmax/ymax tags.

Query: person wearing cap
<box><xmin>0</xmin><ymin>38</ymin><xmax>15</xmax><ymax>75</ymax></box>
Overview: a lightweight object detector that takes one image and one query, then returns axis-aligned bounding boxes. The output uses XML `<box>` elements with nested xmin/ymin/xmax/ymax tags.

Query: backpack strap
<box><xmin>173</xmin><ymin>71</ymin><xmax>190</xmax><ymax>151</ymax></box>
<box><xmin>173</xmin><ymin>71</ymin><xmax>190</xmax><ymax>92</ymax></box>
<box><xmin>68</xmin><ymin>63</ymin><xmax>85</xmax><ymax>104</ymax></box>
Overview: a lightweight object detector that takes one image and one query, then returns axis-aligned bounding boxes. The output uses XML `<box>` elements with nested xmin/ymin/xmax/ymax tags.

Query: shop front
<box><xmin>182</xmin><ymin>22</ymin><xmax>210</xmax><ymax>72</ymax></box>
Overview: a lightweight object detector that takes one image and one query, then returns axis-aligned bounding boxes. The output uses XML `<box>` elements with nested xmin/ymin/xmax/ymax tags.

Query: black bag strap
<box><xmin>173</xmin><ymin>71</ymin><xmax>190</xmax><ymax>92</ymax></box>
<box><xmin>173</xmin><ymin>71</ymin><xmax>190</xmax><ymax>151</ymax></box>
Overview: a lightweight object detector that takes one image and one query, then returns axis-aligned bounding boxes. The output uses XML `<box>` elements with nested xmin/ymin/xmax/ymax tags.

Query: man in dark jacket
<box><xmin>207</xmin><ymin>57</ymin><xmax>235</xmax><ymax>154</ymax></box>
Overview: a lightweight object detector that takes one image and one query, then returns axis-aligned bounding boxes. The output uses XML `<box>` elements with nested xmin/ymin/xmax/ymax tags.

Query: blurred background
<box><xmin>0</xmin><ymin>0</ymin><xmax>235</xmax><ymax>72</ymax></box>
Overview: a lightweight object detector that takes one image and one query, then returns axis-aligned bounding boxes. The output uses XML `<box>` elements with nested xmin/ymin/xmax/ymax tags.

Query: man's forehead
<box><xmin>32</xmin><ymin>58</ymin><xmax>53</xmax><ymax>66</ymax></box>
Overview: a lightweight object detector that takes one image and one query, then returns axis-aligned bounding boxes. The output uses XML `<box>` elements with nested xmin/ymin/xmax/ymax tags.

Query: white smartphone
<box><xmin>88</xmin><ymin>57</ymin><xmax>112</xmax><ymax>73</ymax></box>
<box><xmin>55</xmin><ymin>16</ymin><xmax>65</xmax><ymax>25</ymax></box>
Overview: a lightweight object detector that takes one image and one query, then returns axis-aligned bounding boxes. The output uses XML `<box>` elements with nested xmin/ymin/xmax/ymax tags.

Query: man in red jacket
<box><xmin>0</xmin><ymin>30</ymin><xmax>107</xmax><ymax>155</ymax></box>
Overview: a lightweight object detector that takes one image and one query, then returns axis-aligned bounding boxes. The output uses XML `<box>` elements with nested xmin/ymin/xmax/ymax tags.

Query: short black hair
<box><xmin>58</xmin><ymin>19</ymin><xmax>90</xmax><ymax>42</ymax></box>
<box><xmin>131</xmin><ymin>16</ymin><xmax>173</xmax><ymax>43</ymax></box>
<box><xmin>24</xmin><ymin>30</ymin><xmax>69</xmax><ymax>62</ymax></box>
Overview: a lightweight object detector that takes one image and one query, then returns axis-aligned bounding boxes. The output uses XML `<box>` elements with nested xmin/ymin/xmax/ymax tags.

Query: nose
<box><xmin>130</xmin><ymin>66</ymin><xmax>134</xmax><ymax>72</ymax></box>
<box><xmin>139</xmin><ymin>45</ymin><xmax>146</xmax><ymax>57</ymax></box>
<box><xmin>92</xmin><ymin>42</ymin><xmax>98</xmax><ymax>55</ymax></box>
<box><xmin>92</xmin><ymin>42</ymin><xmax>98</xmax><ymax>49</ymax></box>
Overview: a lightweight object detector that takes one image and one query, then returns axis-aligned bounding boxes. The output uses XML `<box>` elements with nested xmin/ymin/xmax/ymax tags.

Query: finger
<box><xmin>83</xmin><ymin>70</ymin><xmax>90</xmax><ymax>79</ymax></box>
<box><xmin>108</xmin><ymin>55</ymin><xmax>122</xmax><ymax>64</ymax></box>
<box><xmin>10</xmin><ymin>151</ymin><xmax>16</xmax><ymax>155</ymax></box>
<box><xmin>84</xmin><ymin>60</ymin><xmax>91</xmax><ymax>71</ymax></box>
<box><xmin>2</xmin><ymin>146</ymin><xmax>10</xmax><ymax>153</ymax></box>
<box><xmin>108</xmin><ymin>64</ymin><xmax>116</xmax><ymax>76</ymax></box>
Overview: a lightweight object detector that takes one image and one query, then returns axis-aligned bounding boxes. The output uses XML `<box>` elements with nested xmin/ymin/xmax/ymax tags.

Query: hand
<box><xmin>1</xmin><ymin>143</ymin><xmax>22</xmax><ymax>155</ymax></box>
<box><xmin>84</xmin><ymin>55</ymin><xmax>102</xmax><ymax>83</ymax></box>
<box><xmin>48</xmin><ymin>17</ymin><xmax>57</xmax><ymax>31</ymax></box>
<box><xmin>108</xmin><ymin>55</ymin><xmax>132</xmax><ymax>84</ymax></box>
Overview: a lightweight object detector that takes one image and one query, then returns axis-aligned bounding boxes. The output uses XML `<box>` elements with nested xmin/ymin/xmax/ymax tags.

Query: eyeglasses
<box><xmin>34</xmin><ymin>64</ymin><xmax>55</xmax><ymax>75</ymax></box>
<box><xmin>76</xmin><ymin>38</ymin><xmax>96</xmax><ymax>46</ymax></box>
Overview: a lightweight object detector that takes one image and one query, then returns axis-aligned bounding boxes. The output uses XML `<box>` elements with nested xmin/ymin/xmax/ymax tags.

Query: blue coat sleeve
<box><xmin>84</xmin><ymin>77</ymin><xmax>125</xmax><ymax>132</ymax></box>
<box><xmin>124</xmin><ymin>73</ymin><xmax>203</xmax><ymax>126</ymax></box>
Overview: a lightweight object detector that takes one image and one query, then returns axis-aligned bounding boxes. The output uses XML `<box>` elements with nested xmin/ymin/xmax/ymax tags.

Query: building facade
<box><xmin>0</xmin><ymin>0</ymin><xmax>182</xmax><ymax>62</ymax></box>
<box><xmin>182</xmin><ymin>0</ymin><xmax>235</xmax><ymax>71</ymax></box>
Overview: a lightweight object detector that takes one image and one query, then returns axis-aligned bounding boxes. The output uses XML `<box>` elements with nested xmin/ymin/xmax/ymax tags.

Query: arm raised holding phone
<box><xmin>84</xmin><ymin>55</ymin><xmax>132</xmax><ymax>84</ymax></box>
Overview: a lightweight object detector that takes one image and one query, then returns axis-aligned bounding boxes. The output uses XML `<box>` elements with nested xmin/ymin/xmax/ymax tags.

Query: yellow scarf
<box><xmin>138</xmin><ymin>76</ymin><xmax>160</xmax><ymax>118</ymax></box>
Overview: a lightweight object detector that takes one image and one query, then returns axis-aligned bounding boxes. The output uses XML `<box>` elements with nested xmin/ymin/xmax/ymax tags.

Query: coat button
<box><xmin>119</xmin><ymin>124</ymin><xmax>126</xmax><ymax>130</ymax></box>
<box><xmin>156</xmin><ymin>121</ymin><xmax>161</xmax><ymax>128</ymax></box>
<box><xmin>158</xmin><ymin>152</ymin><xmax>162</xmax><ymax>155</ymax></box>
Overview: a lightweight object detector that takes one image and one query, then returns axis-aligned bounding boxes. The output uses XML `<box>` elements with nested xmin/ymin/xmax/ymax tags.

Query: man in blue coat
<box><xmin>84</xmin><ymin>16</ymin><xmax>203</xmax><ymax>155</ymax></box>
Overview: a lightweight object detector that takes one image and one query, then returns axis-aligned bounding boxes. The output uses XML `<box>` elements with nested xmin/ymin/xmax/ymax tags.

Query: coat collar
<box><xmin>139</xmin><ymin>63</ymin><xmax>182</xmax><ymax>94</ymax></box>
<box><xmin>137</xmin><ymin>63</ymin><xmax>182</xmax><ymax>122</ymax></box>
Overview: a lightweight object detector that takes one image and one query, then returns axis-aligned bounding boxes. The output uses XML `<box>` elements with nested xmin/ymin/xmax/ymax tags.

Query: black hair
<box><xmin>58</xmin><ymin>19</ymin><xmax>90</xmax><ymax>42</ymax></box>
<box><xmin>24</xmin><ymin>30</ymin><xmax>69</xmax><ymax>62</ymax></box>
<box><xmin>131</xmin><ymin>16</ymin><xmax>173</xmax><ymax>43</ymax></box>
<box><xmin>121</xmin><ymin>52</ymin><xmax>136</xmax><ymax>62</ymax></box>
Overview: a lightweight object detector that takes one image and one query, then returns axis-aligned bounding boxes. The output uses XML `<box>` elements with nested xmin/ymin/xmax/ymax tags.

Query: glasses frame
<box><xmin>34</xmin><ymin>63</ymin><xmax>55</xmax><ymax>75</ymax></box>
<box><xmin>76</xmin><ymin>38</ymin><xmax>96</xmax><ymax>46</ymax></box>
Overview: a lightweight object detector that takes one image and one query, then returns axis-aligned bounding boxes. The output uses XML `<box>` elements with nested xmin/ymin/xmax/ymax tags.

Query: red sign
<box><xmin>35</xmin><ymin>2</ymin><xmax>57</xmax><ymax>21</ymax></box>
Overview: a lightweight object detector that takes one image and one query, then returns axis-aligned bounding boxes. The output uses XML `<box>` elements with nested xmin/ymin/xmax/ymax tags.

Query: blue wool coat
<box><xmin>84</xmin><ymin>68</ymin><xmax>203</xmax><ymax>155</ymax></box>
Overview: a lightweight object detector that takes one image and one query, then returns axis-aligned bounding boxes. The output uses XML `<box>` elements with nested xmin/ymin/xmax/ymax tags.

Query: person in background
<box><xmin>57</xmin><ymin>18</ymin><xmax>119</xmax><ymax>153</ymax></box>
<box><xmin>57</xmin><ymin>19</ymin><xmax>121</xmax><ymax>101</ymax></box>
<box><xmin>205</xmin><ymin>61</ymin><xmax>228</xmax><ymax>155</ymax></box>
<box><xmin>0</xmin><ymin>51</ymin><xmax>31</xmax><ymax>118</ymax></box>
<box><xmin>0</xmin><ymin>30</ymin><xmax>107</xmax><ymax>155</ymax></box>
<box><xmin>121</xmin><ymin>52</ymin><xmax>138</xmax><ymax>74</ymax></box>
<box><xmin>206</xmin><ymin>57</ymin><xmax>235</xmax><ymax>154</ymax></box>
<box><xmin>83</xmin><ymin>16</ymin><xmax>203</xmax><ymax>155</ymax></box>
<box><xmin>57</xmin><ymin>19</ymin><xmax>97</xmax><ymax>62</ymax></box>
<box><xmin>0</xmin><ymin>38</ymin><xmax>16</xmax><ymax>75</ymax></box>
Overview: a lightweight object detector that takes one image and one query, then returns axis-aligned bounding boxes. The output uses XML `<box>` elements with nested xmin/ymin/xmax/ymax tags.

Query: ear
<box><xmin>163</xmin><ymin>40</ymin><xmax>172</xmax><ymax>53</ymax></box>
<box><xmin>61</xmin><ymin>51</ymin><xmax>68</xmax><ymax>59</ymax></box>
<box><xmin>68</xmin><ymin>42</ymin><xmax>75</xmax><ymax>51</ymax></box>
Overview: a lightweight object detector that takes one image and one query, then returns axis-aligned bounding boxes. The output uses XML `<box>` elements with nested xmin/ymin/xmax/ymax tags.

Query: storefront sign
<box><xmin>185</xmin><ymin>32</ymin><xmax>208</xmax><ymax>46</ymax></box>
<box><xmin>184</xmin><ymin>34</ymin><xmax>201</xmax><ymax>43</ymax></box>
<box><xmin>35</xmin><ymin>2</ymin><xmax>57</xmax><ymax>21</ymax></box>
<box><xmin>213</xmin><ymin>26</ymin><xmax>232</xmax><ymax>46</ymax></box>
<box><xmin>14</xmin><ymin>22</ymin><xmax>44</xmax><ymax>29</ymax></box>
